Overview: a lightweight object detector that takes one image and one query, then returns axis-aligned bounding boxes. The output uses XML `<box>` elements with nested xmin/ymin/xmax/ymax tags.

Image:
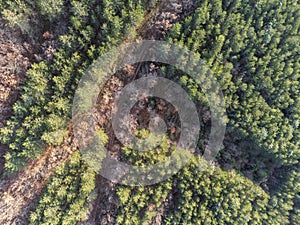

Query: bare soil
<box><xmin>0</xmin><ymin>18</ymin><xmax>31</xmax><ymax>176</ymax></box>
<box><xmin>0</xmin><ymin>18</ymin><xmax>65</xmax><ymax>224</ymax></box>
<box><xmin>0</xmin><ymin>129</ymin><xmax>76</xmax><ymax>224</ymax></box>
<box><xmin>84</xmin><ymin>1</ymin><xmax>199</xmax><ymax>224</ymax></box>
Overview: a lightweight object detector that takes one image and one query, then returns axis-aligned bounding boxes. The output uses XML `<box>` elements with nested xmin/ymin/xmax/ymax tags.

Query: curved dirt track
<box><xmin>0</xmin><ymin>133</ymin><xmax>76</xmax><ymax>224</ymax></box>
<box><xmin>0</xmin><ymin>19</ymin><xmax>76</xmax><ymax>224</ymax></box>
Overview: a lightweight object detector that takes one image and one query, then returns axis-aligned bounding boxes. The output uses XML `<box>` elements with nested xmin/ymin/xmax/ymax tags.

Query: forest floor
<box><xmin>0</xmin><ymin>131</ymin><xmax>76</xmax><ymax>224</ymax></box>
<box><xmin>0</xmin><ymin>19</ymin><xmax>75</xmax><ymax>224</ymax></box>
<box><xmin>0</xmin><ymin>18</ymin><xmax>31</xmax><ymax>175</ymax></box>
<box><xmin>84</xmin><ymin>1</ymin><xmax>199</xmax><ymax>224</ymax></box>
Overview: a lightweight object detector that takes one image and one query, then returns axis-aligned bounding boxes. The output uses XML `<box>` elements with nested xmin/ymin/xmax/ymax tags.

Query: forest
<box><xmin>0</xmin><ymin>0</ymin><xmax>299</xmax><ymax>224</ymax></box>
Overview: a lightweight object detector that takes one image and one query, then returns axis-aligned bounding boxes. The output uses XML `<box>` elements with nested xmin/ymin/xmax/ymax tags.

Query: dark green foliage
<box><xmin>115</xmin><ymin>130</ymin><xmax>175</xmax><ymax>224</ymax></box>
<box><xmin>164</xmin><ymin>158</ymin><xmax>269</xmax><ymax>225</ymax></box>
<box><xmin>162</xmin><ymin>0</ymin><xmax>300</xmax><ymax>224</ymax></box>
<box><xmin>116</xmin><ymin>180</ymin><xmax>173</xmax><ymax>225</ymax></box>
<box><xmin>0</xmin><ymin>0</ymin><xmax>299</xmax><ymax>224</ymax></box>
<box><xmin>267</xmin><ymin>164</ymin><xmax>300</xmax><ymax>224</ymax></box>
<box><xmin>29</xmin><ymin>151</ymin><xmax>96</xmax><ymax>225</ymax></box>
<box><xmin>166</xmin><ymin>0</ymin><xmax>300</xmax><ymax>165</ymax></box>
<box><xmin>115</xmin><ymin>157</ymin><xmax>270</xmax><ymax>225</ymax></box>
<box><xmin>0</xmin><ymin>0</ymin><xmax>150</xmax><ymax>171</ymax></box>
<box><xmin>122</xmin><ymin>130</ymin><xmax>175</xmax><ymax>166</ymax></box>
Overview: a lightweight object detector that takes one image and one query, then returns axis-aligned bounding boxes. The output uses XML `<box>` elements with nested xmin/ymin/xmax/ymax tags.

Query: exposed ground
<box><xmin>0</xmin><ymin>18</ymin><xmax>31</xmax><ymax>175</ymax></box>
<box><xmin>84</xmin><ymin>1</ymin><xmax>199</xmax><ymax>224</ymax></box>
<box><xmin>0</xmin><ymin>19</ymin><xmax>66</xmax><ymax>224</ymax></box>
<box><xmin>0</xmin><ymin>131</ymin><xmax>76</xmax><ymax>224</ymax></box>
